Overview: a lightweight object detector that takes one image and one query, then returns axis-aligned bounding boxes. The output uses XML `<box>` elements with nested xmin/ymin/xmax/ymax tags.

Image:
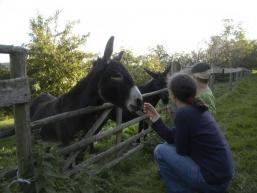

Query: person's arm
<box><xmin>151</xmin><ymin>118</ymin><xmax>175</xmax><ymax>144</ymax></box>
<box><xmin>143</xmin><ymin>102</ymin><xmax>175</xmax><ymax>143</ymax></box>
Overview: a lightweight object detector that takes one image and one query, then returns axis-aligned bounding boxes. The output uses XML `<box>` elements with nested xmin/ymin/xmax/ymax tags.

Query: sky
<box><xmin>0</xmin><ymin>0</ymin><xmax>257</xmax><ymax>62</ymax></box>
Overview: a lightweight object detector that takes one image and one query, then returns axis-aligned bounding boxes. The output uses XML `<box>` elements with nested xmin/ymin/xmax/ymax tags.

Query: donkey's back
<box><xmin>30</xmin><ymin>93</ymin><xmax>57</xmax><ymax>119</ymax></box>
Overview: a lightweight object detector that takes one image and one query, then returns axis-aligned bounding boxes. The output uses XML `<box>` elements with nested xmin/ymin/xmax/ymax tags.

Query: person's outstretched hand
<box><xmin>143</xmin><ymin>103</ymin><xmax>160</xmax><ymax>122</ymax></box>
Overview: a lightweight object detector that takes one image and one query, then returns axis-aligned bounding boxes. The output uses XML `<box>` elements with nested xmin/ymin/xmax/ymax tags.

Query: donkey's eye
<box><xmin>110</xmin><ymin>73</ymin><xmax>123</xmax><ymax>82</ymax></box>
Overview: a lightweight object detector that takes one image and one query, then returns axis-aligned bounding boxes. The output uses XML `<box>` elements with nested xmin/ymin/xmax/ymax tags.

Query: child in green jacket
<box><xmin>191</xmin><ymin>63</ymin><xmax>216</xmax><ymax>114</ymax></box>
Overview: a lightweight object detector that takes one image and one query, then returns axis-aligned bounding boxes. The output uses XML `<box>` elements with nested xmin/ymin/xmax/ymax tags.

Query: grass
<box><xmin>1</xmin><ymin>75</ymin><xmax>257</xmax><ymax>193</ymax></box>
<box><xmin>215</xmin><ymin>75</ymin><xmax>257</xmax><ymax>193</ymax></box>
<box><xmin>99</xmin><ymin>153</ymin><xmax>166</xmax><ymax>193</ymax></box>
<box><xmin>0</xmin><ymin>118</ymin><xmax>16</xmax><ymax>171</ymax></box>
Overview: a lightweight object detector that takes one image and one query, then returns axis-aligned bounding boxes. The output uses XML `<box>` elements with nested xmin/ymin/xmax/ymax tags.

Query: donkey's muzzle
<box><xmin>126</xmin><ymin>86</ymin><xmax>143</xmax><ymax>112</ymax></box>
<box><xmin>128</xmin><ymin>98</ymin><xmax>143</xmax><ymax>112</ymax></box>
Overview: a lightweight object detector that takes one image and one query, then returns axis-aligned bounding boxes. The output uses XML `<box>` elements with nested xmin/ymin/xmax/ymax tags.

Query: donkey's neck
<box><xmin>56</xmin><ymin>70</ymin><xmax>104</xmax><ymax>111</ymax></box>
<box><xmin>139</xmin><ymin>80</ymin><xmax>160</xmax><ymax>106</ymax></box>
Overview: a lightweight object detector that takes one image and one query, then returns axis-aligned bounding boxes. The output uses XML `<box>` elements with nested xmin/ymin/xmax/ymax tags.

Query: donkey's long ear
<box><xmin>163</xmin><ymin>63</ymin><xmax>172</xmax><ymax>75</ymax></box>
<box><xmin>114</xmin><ymin>51</ymin><xmax>124</xmax><ymax>62</ymax></box>
<box><xmin>144</xmin><ymin>68</ymin><xmax>158</xmax><ymax>78</ymax></box>
<box><xmin>103</xmin><ymin>36</ymin><xmax>114</xmax><ymax>62</ymax></box>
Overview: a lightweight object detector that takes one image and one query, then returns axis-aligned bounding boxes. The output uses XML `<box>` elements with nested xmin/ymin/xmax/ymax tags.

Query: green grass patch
<box><xmin>98</xmin><ymin>151</ymin><xmax>166</xmax><ymax>193</ymax></box>
<box><xmin>215</xmin><ymin>74</ymin><xmax>257</xmax><ymax>193</ymax></box>
<box><xmin>0</xmin><ymin>118</ymin><xmax>16</xmax><ymax>171</ymax></box>
<box><xmin>212</xmin><ymin>81</ymin><xmax>229</xmax><ymax>98</ymax></box>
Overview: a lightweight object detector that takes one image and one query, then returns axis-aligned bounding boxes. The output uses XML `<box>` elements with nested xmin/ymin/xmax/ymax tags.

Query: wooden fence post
<box><xmin>229</xmin><ymin>71</ymin><xmax>233</xmax><ymax>90</ymax></box>
<box><xmin>10</xmin><ymin>49</ymin><xmax>35</xmax><ymax>193</ymax></box>
<box><xmin>116</xmin><ymin>107</ymin><xmax>122</xmax><ymax>144</ymax></box>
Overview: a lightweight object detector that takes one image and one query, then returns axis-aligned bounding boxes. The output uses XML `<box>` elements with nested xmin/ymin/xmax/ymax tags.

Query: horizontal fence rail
<box><xmin>0</xmin><ymin>89</ymin><xmax>169</xmax><ymax>139</ymax></box>
<box><xmin>92</xmin><ymin>144</ymin><xmax>144</xmax><ymax>175</ymax></box>
<box><xmin>59</xmin><ymin>105</ymin><xmax>169</xmax><ymax>156</ymax></box>
<box><xmin>31</xmin><ymin>103</ymin><xmax>114</xmax><ymax>129</ymax></box>
<box><xmin>59</xmin><ymin>114</ymin><xmax>148</xmax><ymax>155</ymax></box>
<box><xmin>0</xmin><ymin>125</ymin><xmax>15</xmax><ymax>138</ymax></box>
<box><xmin>0</xmin><ymin>77</ymin><xmax>30</xmax><ymax>107</ymax></box>
<box><xmin>0</xmin><ymin>45</ymin><xmax>26</xmax><ymax>54</ymax></box>
<box><xmin>142</xmin><ymin>88</ymin><xmax>168</xmax><ymax>98</ymax></box>
<box><xmin>67</xmin><ymin>127</ymin><xmax>152</xmax><ymax>176</ymax></box>
<box><xmin>32</xmin><ymin>88</ymin><xmax>168</xmax><ymax>129</ymax></box>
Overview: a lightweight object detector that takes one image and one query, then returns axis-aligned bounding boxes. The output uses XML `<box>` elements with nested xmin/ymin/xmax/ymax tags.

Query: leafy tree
<box><xmin>144</xmin><ymin>45</ymin><xmax>169</xmax><ymax>72</ymax></box>
<box><xmin>190</xmin><ymin>49</ymin><xmax>208</xmax><ymax>64</ymax></box>
<box><xmin>245</xmin><ymin>40</ymin><xmax>257</xmax><ymax>69</ymax></box>
<box><xmin>206</xmin><ymin>19</ymin><xmax>257</xmax><ymax>69</ymax></box>
<box><xmin>26</xmin><ymin>11</ymin><xmax>92</xmax><ymax>97</ymax></box>
<box><xmin>149</xmin><ymin>45</ymin><xmax>171</xmax><ymax>66</ymax></box>
<box><xmin>121</xmin><ymin>46</ymin><xmax>170</xmax><ymax>85</ymax></box>
<box><xmin>120</xmin><ymin>50</ymin><xmax>148</xmax><ymax>84</ymax></box>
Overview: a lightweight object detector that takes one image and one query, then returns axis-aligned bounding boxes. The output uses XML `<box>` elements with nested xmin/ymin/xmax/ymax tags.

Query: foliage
<box><xmin>0</xmin><ymin>109</ymin><xmax>12</xmax><ymax>121</ymax></box>
<box><xmin>206</xmin><ymin>19</ymin><xmax>257</xmax><ymax>69</ymax></box>
<box><xmin>144</xmin><ymin>19</ymin><xmax>257</xmax><ymax>71</ymax></box>
<box><xmin>0</xmin><ymin>67</ymin><xmax>10</xmax><ymax>80</ymax></box>
<box><xmin>120</xmin><ymin>50</ymin><xmax>148</xmax><ymax>84</ymax></box>
<box><xmin>121</xmin><ymin>46</ymin><xmax>170</xmax><ymax>85</ymax></box>
<box><xmin>26</xmin><ymin>11</ymin><xmax>93</xmax><ymax>97</ymax></box>
<box><xmin>0</xmin><ymin>67</ymin><xmax>12</xmax><ymax>118</ymax></box>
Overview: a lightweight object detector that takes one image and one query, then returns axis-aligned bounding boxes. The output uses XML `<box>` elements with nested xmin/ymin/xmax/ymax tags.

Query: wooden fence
<box><xmin>209</xmin><ymin>67</ymin><xmax>251</xmax><ymax>90</ymax></box>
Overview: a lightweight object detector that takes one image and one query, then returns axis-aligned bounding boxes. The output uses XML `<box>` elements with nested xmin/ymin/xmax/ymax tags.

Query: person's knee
<box><xmin>154</xmin><ymin>144</ymin><xmax>163</xmax><ymax>161</ymax></box>
<box><xmin>154</xmin><ymin>144</ymin><xmax>176</xmax><ymax>161</ymax></box>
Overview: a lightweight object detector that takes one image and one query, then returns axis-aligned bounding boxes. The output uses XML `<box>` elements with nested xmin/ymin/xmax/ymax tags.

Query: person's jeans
<box><xmin>154</xmin><ymin>144</ymin><xmax>231</xmax><ymax>193</ymax></box>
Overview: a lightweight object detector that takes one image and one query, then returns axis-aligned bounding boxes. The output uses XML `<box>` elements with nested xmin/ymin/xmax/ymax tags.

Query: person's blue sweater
<box><xmin>152</xmin><ymin>105</ymin><xmax>234</xmax><ymax>185</ymax></box>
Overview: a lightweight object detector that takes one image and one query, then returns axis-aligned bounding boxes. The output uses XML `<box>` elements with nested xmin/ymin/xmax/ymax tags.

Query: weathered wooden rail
<box><xmin>0</xmin><ymin>89</ymin><xmax>168</xmax><ymax>138</ymax></box>
<box><xmin>210</xmin><ymin>67</ymin><xmax>251</xmax><ymax>90</ymax></box>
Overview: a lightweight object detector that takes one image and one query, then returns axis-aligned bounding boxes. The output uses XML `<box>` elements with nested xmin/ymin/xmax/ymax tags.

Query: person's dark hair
<box><xmin>168</xmin><ymin>73</ymin><xmax>208</xmax><ymax>112</ymax></box>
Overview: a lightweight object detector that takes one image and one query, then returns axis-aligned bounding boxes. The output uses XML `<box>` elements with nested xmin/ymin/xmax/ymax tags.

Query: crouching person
<box><xmin>143</xmin><ymin>73</ymin><xmax>234</xmax><ymax>193</ymax></box>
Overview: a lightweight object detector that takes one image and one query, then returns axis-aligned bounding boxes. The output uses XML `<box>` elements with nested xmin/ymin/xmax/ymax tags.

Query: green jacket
<box><xmin>197</xmin><ymin>88</ymin><xmax>216</xmax><ymax>114</ymax></box>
